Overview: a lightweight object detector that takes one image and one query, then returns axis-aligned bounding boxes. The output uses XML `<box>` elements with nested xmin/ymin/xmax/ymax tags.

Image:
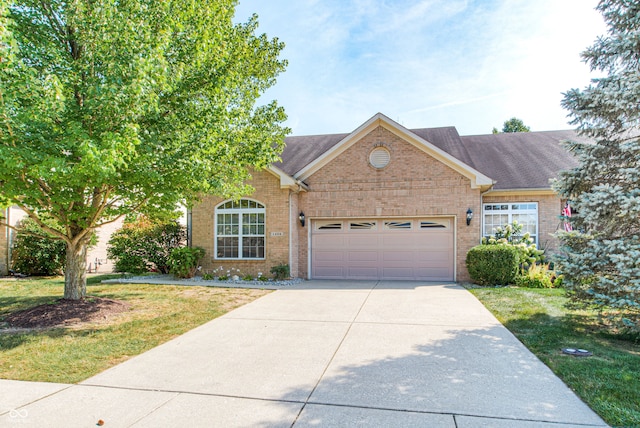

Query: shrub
<box><xmin>482</xmin><ymin>220</ymin><xmax>544</xmax><ymax>269</ymax></box>
<box><xmin>107</xmin><ymin>216</ymin><xmax>186</xmax><ymax>274</ymax></box>
<box><xmin>168</xmin><ymin>246</ymin><xmax>205</xmax><ymax>278</ymax></box>
<box><xmin>270</xmin><ymin>263</ymin><xmax>290</xmax><ymax>280</ymax></box>
<box><xmin>466</xmin><ymin>245</ymin><xmax>519</xmax><ymax>286</ymax></box>
<box><xmin>516</xmin><ymin>263</ymin><xmax>555</xmax><ymax>288</ymax></box>
<box><xmin>11</xmin><ymin>218</ymin><xmax>66</xmax><ymax>276</ymax></box>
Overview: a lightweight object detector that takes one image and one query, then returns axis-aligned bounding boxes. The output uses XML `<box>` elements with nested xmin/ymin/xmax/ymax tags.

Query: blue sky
<box><xmin>234</xmin><ymin>0</ymin><xmax>606</xmax><ymax>136</ymax></box>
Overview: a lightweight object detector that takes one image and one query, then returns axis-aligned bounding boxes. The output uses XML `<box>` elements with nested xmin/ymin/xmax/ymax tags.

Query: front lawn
<box><xmin>469</xmin><ymin>286</ymin><xmax>640</xmax><ymax>427</ymax></box>
<box><xmin>0</xmin><ymin>275</ymin><xmax>271</xmax><ymax>383</ymax></box>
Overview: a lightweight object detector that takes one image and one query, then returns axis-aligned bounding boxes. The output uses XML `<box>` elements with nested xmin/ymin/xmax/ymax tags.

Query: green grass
<box><xmin>0</xmin><ymin>275</ymin><xmax>271</xmax><ymax>383</ymax></box>
<box><xmin>469</xmin><ymin>286</ymin><xmax>640</xmax><ymax>427</ymax></box>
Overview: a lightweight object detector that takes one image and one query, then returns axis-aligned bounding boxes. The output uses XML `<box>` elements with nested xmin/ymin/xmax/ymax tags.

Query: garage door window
<box><xmin>483</xmin><ymin>203</ymin><xmax>538</xmax><ymax>243</ymax></box>
<box><xmin>215</xmin><ymin>199</ymin><xmax>265</xmax><ymax>259</ymax></box>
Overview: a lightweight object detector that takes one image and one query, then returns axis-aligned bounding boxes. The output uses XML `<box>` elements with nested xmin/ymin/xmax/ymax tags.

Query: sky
<box><xmin>234</xmin><ymin>0</ymin><xmax>607</xmax><ymax>137</ymax></box>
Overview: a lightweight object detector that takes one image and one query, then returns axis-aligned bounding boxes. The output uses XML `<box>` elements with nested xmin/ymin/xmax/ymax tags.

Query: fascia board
<box><xmin>266</xmin><ymin>166</ymin><xmax>308</xmax><ymax>191</ymax></box>
<box><xmin>482</xmin><ymin>188</ymin><xmax>557</xmax><ymax>197</ymax></box>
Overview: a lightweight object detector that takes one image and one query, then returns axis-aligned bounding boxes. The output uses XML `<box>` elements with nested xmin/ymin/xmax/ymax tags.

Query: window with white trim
<box><xmin>215</xmin><ymin>199</ymin><xmax>265</xmax><ymax>259</ymax></box>
<box><xmin>483</xmin><ymin>203</ymin><xmax>538</xmax><ymax>243</ymax></box>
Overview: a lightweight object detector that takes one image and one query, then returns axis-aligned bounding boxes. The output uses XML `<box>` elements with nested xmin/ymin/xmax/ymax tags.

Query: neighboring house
<box><xmin>0</xmin><ymin>207</ymin><xmax>123</xmax><ymax>276</ymax></box>
<box><xmin>0</xmin><ymin>206</ymin><xmax>27</xmax><ymax>275</ymax></box>
<box><xmin>191</xmin><ymin>113</ymin><xmax>587</xmax><ymax>282</ymax></box>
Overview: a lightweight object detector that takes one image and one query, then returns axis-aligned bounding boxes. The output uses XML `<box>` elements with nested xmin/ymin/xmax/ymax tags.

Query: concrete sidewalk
<box><xmin>1</xmin><ymin>281</ymin><xmax>607</xmax><ymax>427</ymax></box>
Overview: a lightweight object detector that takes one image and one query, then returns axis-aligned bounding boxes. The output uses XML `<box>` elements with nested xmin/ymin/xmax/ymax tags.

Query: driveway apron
<box><xmin>1</xmin><ymin>281</ymin><xmax>607</xmax><ymax>427</ymax></box>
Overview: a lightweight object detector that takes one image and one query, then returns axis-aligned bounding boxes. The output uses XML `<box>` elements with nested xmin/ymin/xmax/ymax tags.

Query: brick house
<box><xmin>0</xmin><ymin>207</ymin><xmax>123</xmax><ymax>276</ymax></box>
<box><xmin>191</xmin><ymin>113</ymin><xmax>586</xmax><ymax>282</ymax></box>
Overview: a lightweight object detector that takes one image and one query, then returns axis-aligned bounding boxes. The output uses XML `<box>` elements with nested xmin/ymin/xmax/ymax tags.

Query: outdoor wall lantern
<box><xmin>466</xmin><ymin>208</ymin><xmax>473</xmax><ymax>226</ymax></box>
<box><xmin>299</xmin><ymin>211</ymin><xmax>306</xmax><ymax>227</ymax></box>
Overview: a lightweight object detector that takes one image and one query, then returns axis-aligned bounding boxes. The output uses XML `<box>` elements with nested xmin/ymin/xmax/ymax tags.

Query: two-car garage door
<box><xmin>311</xmin><ymin>218</ymin><xmax>454</xmax><ymax>281</ymax></box>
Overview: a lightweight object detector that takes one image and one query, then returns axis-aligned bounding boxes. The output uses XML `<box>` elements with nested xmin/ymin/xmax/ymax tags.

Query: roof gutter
<box><xmin>482</xmin><ymin>188</ymin><xmax>557</xmax><ymax>197</ymax></box>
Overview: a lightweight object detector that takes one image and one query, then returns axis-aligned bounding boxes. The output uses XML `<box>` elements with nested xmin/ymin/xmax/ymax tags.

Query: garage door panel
<box><xmin>312</xmin><ymin>218</ymin><xmax>454</xmax><ymax>281</ymax></box>
<box><xmin>314</xmin><ymin>251</ymin><xmax>345</xmax><ymax>262</ymax></box>
<box><xmin>346</xmin><ymin>235</ymin><xmax>378</xmax><ymax>248</ymax></box>
<box><xmin>415</xmin><ymin>268</ymin><xmax>453</xmax><ymax>281</ymax></box>
<box><xmin>348</xmin><ymin>251</ymin><xmax>379</xmax><ymax>262</ymax></box>
<box><xmin>382</xmin><ymin>251</ymin><xmax>416</xmax><ymax>262</ymax></box>
<box><xmin>414</xmin><ymin>251</ymin><xmax>451</xmax><ymax>262</ymax></box>
<box><xmin>347</xmin><ymin>267</ymin><xmax>379</xmax><ymax>278</ymax></box>
<box><xmin>314</xmin><ymin>235</ymin><xmax>345</xmax><ymax>248</ymax></box>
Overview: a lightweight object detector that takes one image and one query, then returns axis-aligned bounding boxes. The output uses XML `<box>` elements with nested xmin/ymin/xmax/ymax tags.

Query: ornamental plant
<box><xmin>466</xmin><ymin>245</ymin><xmax>520</xmax><ymax>286</ymax></box>
<box><xmin>482</xmin><ymin>220</ymin><xmax>544</xmax><ymax>269</ymax></box>
<box><xmin>11</xmin><ymin>218</ymin><xmax>66</xmax><ymax>276</ymax></box>
<box><xmin>107</xmin><ymin>216</ymin><xmax>186</xmax><ymax>275</ymax></box>
<box><xmin>168</xmin><ymin>247</ymin><xmax>205</xmax><ymax>279</ymax></box>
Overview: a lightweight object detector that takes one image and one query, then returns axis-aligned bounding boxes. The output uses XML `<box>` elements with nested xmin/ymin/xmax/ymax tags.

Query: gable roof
<box><xmin>284</xmin><ymin>113</ymin><xmax>495</xmax><ymax>190</ymax></box>
<box><xmin>274</xmin><ymin>113</ymin><xmax>586</xmax><ymax>192</ymax></box>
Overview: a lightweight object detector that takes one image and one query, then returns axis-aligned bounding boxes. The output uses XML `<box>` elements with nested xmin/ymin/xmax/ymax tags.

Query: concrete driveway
<box><xmin>1</xmin><ymin>281</ymin><xmax>607</xmax><ymax>427</ymax></box>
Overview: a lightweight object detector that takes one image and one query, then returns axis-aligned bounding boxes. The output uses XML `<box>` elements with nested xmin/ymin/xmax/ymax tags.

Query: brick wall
<box><xmin>191</xmin><ymin>169</ymin><xmax>293</xmax><ymax>278</ymax></box>
<box><xmin>298</xmin><ymin>126</ymin><xmax>481</xmax><ymax>281</ymax></box>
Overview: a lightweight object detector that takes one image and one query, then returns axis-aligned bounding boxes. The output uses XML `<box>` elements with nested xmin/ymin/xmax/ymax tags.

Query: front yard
<box><xmin>470</xmin><ymin>286</ymin><xmax>640</xmax><ymax>427</ymax></box>
<box><xmin>0</xmin><ymin>275</ymin><xmax>270</xmax><ymax>383</ymax></box>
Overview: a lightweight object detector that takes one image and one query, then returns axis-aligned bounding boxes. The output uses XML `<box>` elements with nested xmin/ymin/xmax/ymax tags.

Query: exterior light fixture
<box><xmin>466</xmin><ymin>208</ymin><xmax>473</xmax><ymax>226</ymax></box>
<box><xmin>299</xmin><ymin>211</ymin><xmax>305</xmax><ymax>227</ymax></box>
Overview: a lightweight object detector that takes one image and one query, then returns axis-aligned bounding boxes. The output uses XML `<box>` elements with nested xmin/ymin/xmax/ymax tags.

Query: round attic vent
<box><xmin>369</xmin><ymin>147</ymin><xmax>390</xmax><ymax>169</ymax></box>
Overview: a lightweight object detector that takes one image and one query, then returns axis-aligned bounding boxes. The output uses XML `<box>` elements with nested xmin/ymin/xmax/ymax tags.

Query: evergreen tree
<box><xmin>554</xmin><ymin>0</ymin><xmax>640</xmax><ymax>333</ymax></box>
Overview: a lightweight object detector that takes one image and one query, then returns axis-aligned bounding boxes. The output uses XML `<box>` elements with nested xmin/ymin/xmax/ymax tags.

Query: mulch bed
<box><xmin>4</xmin><ymin>297</ymin><xmax>130</xmax><ymax>329</ymax></box>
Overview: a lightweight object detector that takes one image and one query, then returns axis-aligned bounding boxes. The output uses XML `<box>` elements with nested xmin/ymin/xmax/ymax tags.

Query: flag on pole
<box><xmin>562</xmin><ymin>202</ymin><xmax>572</xmax><ymax>232</ymax></box>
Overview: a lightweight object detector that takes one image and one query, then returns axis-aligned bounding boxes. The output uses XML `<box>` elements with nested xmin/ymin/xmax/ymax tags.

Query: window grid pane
<box><xmin>215</xmin><ymin>200</ymin><xmax>265</xmax><ymax>259</ymax></box>
<box><xmin>483</xmin><ymin>203</ymin><xmax>538</xmax><ymax>244</ymax></box>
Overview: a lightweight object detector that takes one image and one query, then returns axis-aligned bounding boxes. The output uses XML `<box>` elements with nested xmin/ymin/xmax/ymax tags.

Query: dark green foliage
<box><xmin>492</xmin><ymin>117</ymin><xmax>531</xmax><ymax>134</ymax></box>
<box><xmin>466</xmin><ymin>245</ymin><xmax>519</xmax><ymax>286</ymax></box>
<box><xmin>270</xmin><ymin>263</ymin><xmax>290</xmax><ymax>280</ymax></box>
<box><xmin>168</xmin><ymin>247</ymin><xmax>206</xmax><ymax>278</ymax></box>
<box><xmin>11</xmin><ymin>218</ymin><xmax>66</xmax><ymax>276</ymax></box>
<box><xmin>107</xmin><ymin>217</ymin><xmax>186</xmax><ymax>275</ymax></box>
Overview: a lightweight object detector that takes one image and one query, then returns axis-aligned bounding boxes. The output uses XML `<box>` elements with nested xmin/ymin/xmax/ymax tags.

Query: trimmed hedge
<box><xmin>466</xmin><ymin>245</ymin><xmax>519</xmax><ymax>286</ymax></box>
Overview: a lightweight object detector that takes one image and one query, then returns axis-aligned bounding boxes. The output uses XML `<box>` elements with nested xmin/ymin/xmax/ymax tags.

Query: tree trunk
<box><xmin>64</xmin><ymin>241</ymin><xmax>87</xmax><ymax>300</ymax></box>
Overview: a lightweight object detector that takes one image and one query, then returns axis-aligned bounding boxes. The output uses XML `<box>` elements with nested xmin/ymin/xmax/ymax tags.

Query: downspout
<box><xmin>288</xmin><ymin>190</ymin><xmax>292</xmax><ymax>275</ymax></box>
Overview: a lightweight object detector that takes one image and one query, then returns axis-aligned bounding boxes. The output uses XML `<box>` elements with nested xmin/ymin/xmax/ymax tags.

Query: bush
<box><xmin>11</xmin><ymin>218</ymin><xmax>66</xmax><ymax>276</ymax></box>
<box><xmin>516</xmin><ymin>263</ymin><xmax>555</xmax><ymax>288</ymax></box>
<box><xmin>168</xmin><ymin>246</ymin><xmax>205</xmax><ymax>278</ymax></box>
<box><xmin>107</xmin><ymin>216</ymin><xmax>186</xmax><ymax>274</ymax></box>
<box><xmin>482</xmin><ymin>220</ymin><xmax>544</xmax><ymax>269</ymax></box>
<box><xmin>466</xmin><ymin>245</ymin><xmax>519</xmax><ymax>286</ymax></box>
<box><xmin>270</xmin><ymin>263</ymin><xmax>290</xmax><ymax>280</ymax></box>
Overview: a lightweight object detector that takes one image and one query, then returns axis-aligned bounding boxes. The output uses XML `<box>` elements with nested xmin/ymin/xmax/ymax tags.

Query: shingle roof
<box><xmin>457</xmin><ymin>130</ymin><xmax>586</xmax><ymax>190</ymax></box>
<box><xmin>276</xmin><ymin>126</ymin><xmax>588</xmax><ymax>191</ymax></box>
<box><xmin>275</xmin><ymin>132</ymin><xmax>348</xmax><ymax>176</ymax></box>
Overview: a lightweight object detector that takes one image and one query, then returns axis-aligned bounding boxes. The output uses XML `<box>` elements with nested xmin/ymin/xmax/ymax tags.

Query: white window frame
<box><xmin>482</xmin><ymin>202</ymin><xmax>538</xmax><ymax>244</ymax></box>
<box><xmin>214</xmin><ymin>199</ymin><xmax>266</xmax><ymax>260</ymax></box>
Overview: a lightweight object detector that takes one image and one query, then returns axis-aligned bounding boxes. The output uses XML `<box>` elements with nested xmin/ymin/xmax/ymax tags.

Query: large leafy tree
<box><xmin>554</xmin><ymin>0</ymin><xmax>640</xmax><ymax>332</ymax></box>
<box><xmin>491</xmin><ymin>117</ymin><xmax>531</xmax><ymax>134</ymax></box>
<box><xmin>0</xmin><ymin>0</ymin><xmax>288</xmax><ymax>299</ymax></box>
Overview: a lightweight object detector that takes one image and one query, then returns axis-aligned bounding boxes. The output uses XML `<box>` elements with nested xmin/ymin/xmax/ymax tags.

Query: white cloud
<box><xmin>235</xmin><ymin>0</ymin><xmax>606</xmax><ymax>136</ymax></box>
